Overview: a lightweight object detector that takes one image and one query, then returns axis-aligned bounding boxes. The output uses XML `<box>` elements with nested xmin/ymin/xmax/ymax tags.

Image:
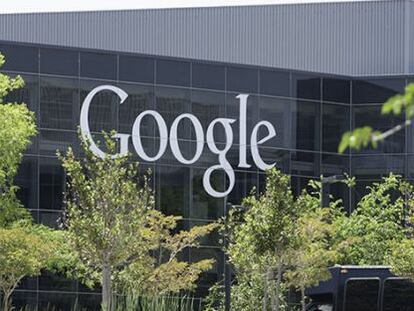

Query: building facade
<box><xmin>0</xmin><ymin>0</ymin><xmax>413</xmax><ymax>309</ymax></box>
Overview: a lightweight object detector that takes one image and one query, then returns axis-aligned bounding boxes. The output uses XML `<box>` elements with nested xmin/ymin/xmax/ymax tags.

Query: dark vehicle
<box><xmin>305</xmin><ymin>266</ymin><xmax>414</xmax><ymax>311</ymax></box>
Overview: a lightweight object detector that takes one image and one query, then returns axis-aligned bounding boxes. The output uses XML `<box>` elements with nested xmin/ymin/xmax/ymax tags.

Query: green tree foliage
<box><xmin>227</xmin><ymin>168</ymin><xmax>298</xmax><ymax>311</ymax></box>
<box><xmin>0</xmin><ymin>53</ymin><xmax>37</xmax><ymax>226</ymax></box>
<box><xmin>59</xmin><ymin>133</ymin><xmax>217</xmax><ymax>310</ymax></box>
<box><xmin>332</xmin><ymin>174</ymin><xmax>412</xmax><ymax>266</ymax></box>
<box><xmin>285</xmin><ymin>182</ymin><xmax>339</xmax><ymax>311</ymax></box>
<box><xmin>339</xmin><ymin>83</ymin><xmax>414</xmax><ymax>153</ymax></box>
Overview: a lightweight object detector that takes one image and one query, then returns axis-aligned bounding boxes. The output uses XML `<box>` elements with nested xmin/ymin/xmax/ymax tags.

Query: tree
<box><xmin>285</xmin><ymin>183</ymin><xmax>339</xmax><ymax>311</ymax></box>
<box><xmin>0</xmin><ymin>222</ymin><xmax>65</xmax><ymax>311</ymax></box>
<box><xmin>227</xmin><ymin>168</ymin><xmax>298</xmax><ymax>311</ymax></box>
<box><xmin>59</xmin><ymin>133</ymin><xmax>217</xmax><ymax>310</ymax></box>
<box><xmin>332</xmin><ymin>174</ymin><xmax>412</xmax><ymax>266</ymax></box>
<box><xmin>0</xmin><ymin>53</ymin><xmax>37</xmax><ymax>226</ymax></box>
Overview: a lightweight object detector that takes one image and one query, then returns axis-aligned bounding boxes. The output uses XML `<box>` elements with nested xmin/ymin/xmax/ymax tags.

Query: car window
<box><xmin>383</xmin><ymin>278</ymin><xmax>414</xmax><ymax>311</ymax></box>
<box><xmin>344</xmin><ymin>279</ymin><xmax>379</xmax><ymax>311</ymax></box>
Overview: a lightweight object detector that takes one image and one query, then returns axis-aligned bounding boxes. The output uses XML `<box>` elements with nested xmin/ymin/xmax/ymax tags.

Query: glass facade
<box><xmin>0</xmin><ymin>42</ymin><xmax>411</xmax><ymax>309</ymax></box>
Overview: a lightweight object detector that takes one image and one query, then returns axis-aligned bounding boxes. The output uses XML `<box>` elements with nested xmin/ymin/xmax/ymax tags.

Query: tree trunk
<box><xmin>102</xmin><ymin>263</ymin><xmax>112</xmax><ymax>311</ymax></box>
<box><xmin>274</xmin><ymin>262</ymin><xmax>282</xmax><ymax>311</ymax></box>
<box><xmin>269</xmin><ymin>268</ymin><xmax>276</xmax><ymax>311</ymax></box>
<box><xmin>2</xmin><ymin>289</ymin><xmax>12</xmax><ymax>311</ymax></box>
<box><xmin>262</xmin><ymin>268</ymin><xmax>268</xmax><ymax>311</ymax></box>
<box><xmin>301</xmin><ymin>287</ymin><xmax>306</xmax><ymax>311</ymax></box>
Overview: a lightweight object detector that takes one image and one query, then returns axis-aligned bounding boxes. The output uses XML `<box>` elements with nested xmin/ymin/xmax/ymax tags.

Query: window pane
<box><xmin>0</xmin><ymin>44</ymin><xmax>38</xmax><ymax>72</ymax></box>
<box><xmin>344</xmin><ymin>279</ymin><xmax>379</xmax><ymax>311</ymax></box>
<box><xmin>155</xmin><ymin>86</ymin><xmax>191</xmax><ymax>138</ymax></box>
<box><xmin>38</xmin><ymin>292</ymin><xmax>77</xmax><ymax>311</ymax></box>
<box><xmin>118</xmin><ymin>83</ymin><xmax>154</xmax><ymax>134</ymax></box>
<box><xmin>352</xmin><ymin>78</ymin><xmax>405</xmax><ymax>104</ymax></box>
<box><xmin>292</xmin><ymin>73</ymin><xmax>321</xmax><ymax>101</ymax></box>
<box><xmin>259</xmin><ymin>96</ymin><xmax>291</xmax><ymax>148</ymax></box>
<box><xmin>291</xmin><ymin>151</ymin><xmax>320</xmax><ymax>177</ymax></box>
<box><xmin>226</xmin><ymin>93</ymin><xmax>259</xmax><ymax>145</ymax></box>
<box><xmin>323</xmin><ymin>77</ymin><xmax>350</xmax><ymax>104</ymax></box>
<box><xmin>5</xmin><ymin>74</ymin><xmax>39</xmax><ymax>117</ymax></box>
<box><xmin>80</xmin><ymin>80</ymin><xmax>118</xmax><ymax>133</ymax></box>
<box><xmin>353</xmin><ymin>105</ymin><xmax>405</xmax><ymax>154</ymax></box>
<box><xmin>80</xmin><ymin>52</ymin><xmax>117</xmax><ymax>80</ymax></box>
<box><xmin>40</xmin><ymin>77</ymin><xmax>78</xmax><ymax>130</ymax></box>
<box><xmin>156</xmin><ymin>165</ymin><xmax>190</xmax><ymax>217</ymax></box>
<box><xmin>39</xmin><ymin>157</ymin><xmax>64</xmax><ymax>210</ymax></box>
<box><xmin>15</xmin><ymin>156</ymin><xmax>38</xmax><ymax>210</ymax></box>
<box><xmin>191</xmin><ymin>90</ymin><xmax>225</xmax><ymax>142</ymax></box>
<box><xmin>191</xmin><ymin>168</ymin><xmax>224</xmax><ymax>220</ymax></box>
<box><xmin>352</xmin><ymin>155</ymin><xmax>405</xmax><ymax>180</ymax></box>
<box><xmin>119</xmin><ymin>55</ymin><xmax>154</xmax><ymax>83</ymax></box>
<box><xmin>39</xmin><ymin>211</ymin><xmax>62</xmax><ymax>229</ymax></box>
<box><xmin>227</xmin><ymin>170</ymin><xmax>258</xmax><ymax>205</ymax></box>
<box><xmin>192</xmin><ymin>62</ymin><xmax>225</xmax><ymax>90</ymax></box>
<box><xmin>39</xmin><ymin>129</ymin><xmax>77</xmax><ymax>156</ymax></box>
<box><xmin>40</xmin><ymin>48</ymin><xmax>78</xmax><ymax>76</ymax></box>
<box><xmin>156</xmin><ymin>59</ymin><xmax>190</xmax><ymax>87</ymax></box>
<box><xmin>322</xmin><ymin>103</ymin><xmax>350</xmax><ymax>153</ymax></box>
<box><xmin>292</xmin><ymin>100</ymin><xmax>321</xmax><ymax>151</ymax></box>
<box><xmin>383</xmin><ymin>279</ymin><xmax>414</xmax><ymax>311</ymax></box>
<box><xmin>227</xmin><ymin>66</ymin><xmax>258</xmax><ymax>94</ymax></box>
<box><xmin>259</xmin><ymin>69</ymin><xmax>290</xmax><ymax>97</ymax></box>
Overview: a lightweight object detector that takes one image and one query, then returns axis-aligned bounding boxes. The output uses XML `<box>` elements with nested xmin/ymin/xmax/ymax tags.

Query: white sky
<box><xmin>0</xmin><ymin>0</ymin><xmax>375</xmax><ymax>14</ymax></box>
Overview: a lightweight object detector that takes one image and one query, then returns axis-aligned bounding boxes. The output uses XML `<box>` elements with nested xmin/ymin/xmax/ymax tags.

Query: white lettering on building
<box><xmin>80</xmin><ymin>85</ymin><xmax>277</xmax><ymax>198</ymax></box>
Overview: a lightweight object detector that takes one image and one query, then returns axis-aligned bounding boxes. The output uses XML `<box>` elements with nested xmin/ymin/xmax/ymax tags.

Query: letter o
<box><xmin>170</xmin><ymin>114</ymin><xmax>204</xmax><ymax>164</ymax></box>
<box><xmin>132</xmin><ymin>110</ymin><xmax>168</xmax><ymax>162</ymax></box>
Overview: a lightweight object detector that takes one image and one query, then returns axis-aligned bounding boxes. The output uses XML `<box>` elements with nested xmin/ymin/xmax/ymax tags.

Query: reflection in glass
<box><xmin>322</xmin><ymin>104</ymin><xmax>350</xmax><ymax>153</ymax></box>
<box><xmin>353</xmin><ymin>105</ymin><xmax>405</xmax><ymax>154</ymax></box>
<box><xmin>352</xmin><ymin>78</ymin><xmax>405</xmax><ymax>104</ymax></box>
<box><xmin>156</xmin><ymin>165</ymin><xmax>190</xmax><ymax>217</ymax></box>
<box><xmin>39</xmin><ymin>158</ymin><xmax>64</xmax><ymax>210</ymax></box>
<box><xmin>15</xmin><ymin>156</ymin><xmax>38</xmax><ymax>210</ymax></box>
<box><xmin>291</xmin><ymin>100</ymin><xmax>321</xmax><ymax>151</ymax></box>
<box><xmin>291</xmin><ymin>73</ymin><xmax>321</xmax><ymax>101</ymax></box>
<box><xmin>40</xmin><ymin>77</ymin><xmax>78</xmax><ymax>130</ymax></box>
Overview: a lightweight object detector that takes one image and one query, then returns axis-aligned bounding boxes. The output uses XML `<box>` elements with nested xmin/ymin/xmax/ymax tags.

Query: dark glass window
<box><xmin>80</xmin><ymin>80</ymin><xmax>118</xmax><ymax>133</ymax></box>
<box><xmin>227</xmin><ymin>66</ymin><xmax>258</xmax><ymax>94</ymax></box>
<box><xmin>351</xmin><ymin>180</ymin><xmax>378</xmax><ymax>211</ymax></box>
<box><xmin>39</xmin><ymin>211</ymin><xmax>62</xmax><ymax>229</ymax></box>
<box><xmin>77</xmin><ymin>294</ymin><xmax>101</xmax><ymax>311</ymax></box>
<box><xmin>5</xmin><ymin>74</ymin><xmax>39</xmax><ymax>116</ymax></box>
<box><xmin>38</xmin><ymin>292</ymin><xmax>77</xmax><ymax>311</ymax></box>
<box><xmin>383</xmin><ymin>279</ymin><xmax>414</xmax><ymax>311</ymax></box>
<box><xmin>255</xmin><ymin>148</ymin><xmax>290</xmax><ymax>174</ymax></box>
<box><xmin>11</xmin><ymin>291</ymin><xmax>37</xmax><ymax>310</ymax></box>
<box><xmin>322</xmin><ymin>103</ymin><xmax>350</xmax><ymax>153</ymax></box>
<box><xmin>228</xmin><ymin>171</ymin><xmax>258</xmax><ymax>205</ymax></box>
<box><xmin>156</xmin><ymin>59</ymin><xmax>190</xmax><ymax>87</ymax></box>
<box><xmin>259</xmin><ymin>69</ymin><xmax>290</xmax><ymax>97</ymax></box>
<box><xmin>321</xmin><ymin>153</ymin><xmax>350</xmax><ymax>176</ymax></box>
<box><xmin>323</xmin><ymin>77</ymin><xmax>350</xmax><ymax>104</ymax></box>
<box><xmin>290</xmin><ymin>175</ymin><xmax>313</xmax><ymax>197</ymax></box>
<box><xmin>191</xmin><ymin>90</ymin><xmax>225</xmax><ymax>142</ymax></box>
<box><xmin>352</xmin><ymin>78</ymin><xmax>406</xmax><ymax>104</ymax></box>
<box><xmin>0</xmin><ymin>44</ymin><xmax>38</xmax><ymax>72</ymax></box>
<box><xmin>119</xmin><ymin>55</ymin><xmax>154</xmax><ymax>83</ymax></box>
<box><xmin>344</xmin><ymin>279</ymin><xmax>379</xmax><ymax>311</ymax></box>
<box><xmin>190</xmin><ymin>248</ymin><xmax>224</xmax><ymax>288</ymax></box>
<box><xmin>192</xmin><ymin>62</ymin><xmax>225</xmax><ymax>90</ymax></box>
<box><xmin>352</xmin><ymin>155</ymin><xmax>405</xmax><ymax>180</ymax></box>
<box><xmin>291</xmin><ymin>73</ymin><xmax>321</xmax><ymax>101</ymax></box>
<box><xmin>191</xmin><ymin>168</ymin><xmax>224</xmax><ymax>220</ymax></box>
<box><xmin>118</xmin><ymin>83</ymin><xmax>154</xmax><ymax>134</ymax></box>
<box><xmin>80</xmin><ymin>52</ymin><xmax>117</xmax><ymax>80</ymax></box>
<box><xmin>226</xmin><ymin>93</ymin><xmax>259</xmax><ymax>145</ymax></box>
<box><xmin>291</xmin><ymin>151</ymin><xmax>320</xmax><ymax>177</ymax></box>
<box><xmin>292</xmin><ymin>100</ymin><xmax>321</xmax><ymax>151</ymax></box>
<box><xmin>15</xmin><ymin>156</ymin><xmax>38</xmax><ymax>210</ymax></box>
<box><xmin>39</xmin><ymin>158</ymin><xmax>64</xmax><ymax>210</ymax></box>
<box><xmin>353</xmin><ymin>105</ymin><xmax>405</xmax><ymax>154</ymax></box>
<box><xmin>39</xmin><ymin>129</ymin><xmax>77</xmax><ymax>156</ymax></box>
<box><xmin>155</xmin><ymin>86</ymin><xmax>191</xmax><ymax>138</ymax></box>
<box><xmin>156</xmin><ymin>165</ymin><xmax>190</xmax><ymax>217</ymax></box>
<box><xmin>40</xmin><ymin>77</ymin><xmax>78</xmax><ymax>130</ymax></box>
<box><xmin>259</xmin><ymin>96</ymin><xmax>291</xmax><ymax>148</ymax></box>
<box><xmin>40</xmin><ymin>48</ymin><xmax>78</xmax><ymax>76</ymax></box>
